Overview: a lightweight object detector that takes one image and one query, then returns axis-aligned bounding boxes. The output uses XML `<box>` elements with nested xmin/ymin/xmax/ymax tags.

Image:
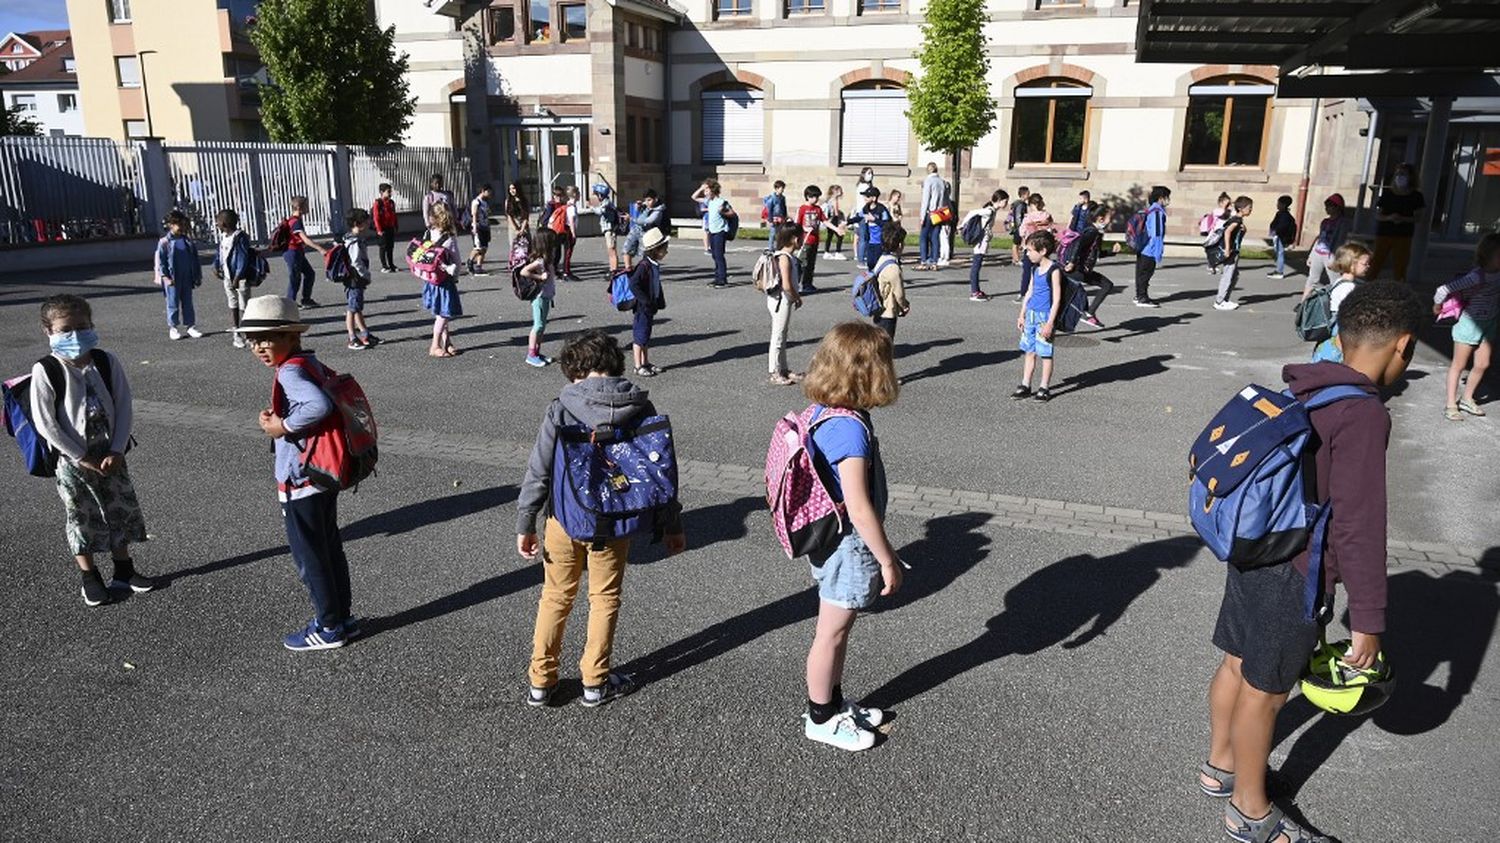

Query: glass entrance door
<box><xmin>502</xmin><ymin>124</ymin><xmax>585</xmax><ymax>208</ymax></box>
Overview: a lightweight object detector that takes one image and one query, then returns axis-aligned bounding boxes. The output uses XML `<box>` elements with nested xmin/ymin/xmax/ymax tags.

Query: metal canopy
<box><xmin>1136</xmin><ymin>0</ymin><xmax>1500</xmax><ymax>96</ymax></box>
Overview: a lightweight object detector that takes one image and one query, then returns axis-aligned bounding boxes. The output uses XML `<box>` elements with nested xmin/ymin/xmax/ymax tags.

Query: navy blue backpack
<box><xmin>851</xmin><ymin>256</ymin><xmax>893</xmax><ymax>318</ymax></box>
<box><xmin>551</xmin><ymin>412</ymin><xmax>679</xmax><ymax>549</ymax></box>
<box><xmin>1188</xmin><ymin>384</ymin><xmax>1373</xmax><ymax>616</ymax></box>
<box><xmin>4</xmin><ymin>351</ymin><xmax>113</xmax><ymax>478</ymax></box>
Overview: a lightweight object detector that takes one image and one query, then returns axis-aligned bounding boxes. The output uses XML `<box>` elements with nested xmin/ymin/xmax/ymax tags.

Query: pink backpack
<box><xmin>765</xmin><ymin>404</ymin><xmax>868</xmax><ymax>559</ymax></box>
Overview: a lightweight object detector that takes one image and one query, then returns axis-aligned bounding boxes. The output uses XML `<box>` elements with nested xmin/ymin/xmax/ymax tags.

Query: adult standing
<box><xmin>917</xmin><ymin>162</ymin><xmax>943</xmax><ymax>270</ymax></box>
<box><xmin>1369</xmin><ymin>162</ymin><xmax>1426</xmax><ymax>282</ymax></box>
<box><xmin>704</xmin><ymin>180</ymin><xmax>735</xmax><ymax>289</ymax></box>
<box><xmin>422</xmin><ymin>173</ymin><xmax>456</xmax><ymax>227</ymax></box>
<box><xmin>854</xmin><ymin>167</ymin><xmax>876</xmax><ymax>265</ymax></box>
<box><xmin>504</xmin><ymin>182</ymin><xmax>531</xmax><ymax>243</ymax></box>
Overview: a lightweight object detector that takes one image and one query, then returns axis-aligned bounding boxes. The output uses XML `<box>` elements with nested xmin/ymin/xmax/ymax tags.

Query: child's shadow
<box><xmin>864</xmin><ymin>535</ymin><xmax>1198</xmax><ymax>709</ymax></box>
<box><xmin>1270</xmin><ymin>567</ymin><xmax>1500</xmax><ymax>801</ymax></box>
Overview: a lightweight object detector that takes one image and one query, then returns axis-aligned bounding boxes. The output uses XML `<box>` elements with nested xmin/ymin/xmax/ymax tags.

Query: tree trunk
<box><xmin>950</xmin><ymin>150</ymin><xmax>963</xmax><ymax>215</ymax></box>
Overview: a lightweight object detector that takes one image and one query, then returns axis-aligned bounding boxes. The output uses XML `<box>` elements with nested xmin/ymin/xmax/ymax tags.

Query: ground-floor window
<box><xmin>1011</xmin><ymin>79</ymin><xmax>1090</xmax><ymax>166</ymax></box>
<box><xmin>1183</xmin><ymin>78</ymin><xmax>1274</xmax><ymax>168</ymax></box>
<box><xmin>839</xmin><ymin>85</ymin><xmax>909</xmax><ymax>166</ymax></box>
<box><xmin>701</xmin><ymin>87</ymin><xmax>763</xmax><ymax>164</ymax></box>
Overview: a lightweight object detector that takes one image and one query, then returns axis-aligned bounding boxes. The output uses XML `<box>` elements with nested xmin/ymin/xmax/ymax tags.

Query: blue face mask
<box><xmin>49</xmin><ymin>328</ymin><xmax>98</xmax><ymax>360</ymax></box>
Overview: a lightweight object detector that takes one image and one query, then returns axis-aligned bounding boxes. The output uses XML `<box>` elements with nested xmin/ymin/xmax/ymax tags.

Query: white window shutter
<box><xmin>701</xmin><ymin>90</ymin><xmax>764</xmax><ymax>164</ymax></box>
<box><xmin>840</xmin><ymin>89</ymin><xmax>909</xmax><ymax>166</ymax></box>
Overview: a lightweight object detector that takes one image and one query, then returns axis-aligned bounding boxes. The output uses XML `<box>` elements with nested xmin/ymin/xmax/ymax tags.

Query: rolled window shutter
<box><xmin>840</xmin><ymin>89</ymin><xmax>909</xmax><ymax>166</ymax></box>
<box><xmin>701</xmin><ymin>90</ymin><xmax>764</xmax><ymax>163</ymax></box>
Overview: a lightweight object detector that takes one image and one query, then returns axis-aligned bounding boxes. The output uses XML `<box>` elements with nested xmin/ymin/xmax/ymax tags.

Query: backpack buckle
<box><xmin>590</xmin><ymin>424</ymin><xmax>617</xmax><ymax>444</ymax></box>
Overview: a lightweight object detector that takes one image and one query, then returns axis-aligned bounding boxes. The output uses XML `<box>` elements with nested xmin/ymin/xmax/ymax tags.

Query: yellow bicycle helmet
<box><xmin>1300</xmin><ymin>638</ymin><xmax>1395</xmax><ymax>716</ymax></box>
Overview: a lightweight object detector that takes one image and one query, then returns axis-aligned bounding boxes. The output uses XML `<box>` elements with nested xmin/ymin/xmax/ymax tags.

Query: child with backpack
<box><xmin>518</xmin><ymin>228</ymin><xmax>561</xmax><ymax>368</ymax></box>
<box><xmin>593</xmin><ymin>183</ymin><xmax>623</xmax><ymax>273</ymax></box>
<box><xmin>821</xmin><ymin>185</ymin><xmax>847</xmax><ymax>260</ymax></box>
<box><xmin>853</xmin><ymin>168</ymin><xmax>876</xmax><ymax>264</ymax></box>
<box><xmin>764</xmin><ymin>179</ymin><xmax>788</xmax><ymax>250</ymax></box>
<box><xmin>372</xmin><ymin>183</ymin><xmax>399</xmax><ymax>273</ymax></box>
<box><xmin>239</xmin><ymin>295</ymin><xmax>358</xmax><ymax>651</ymax></box>
<box><xmin>855</xmin><ymin>188</ymin><xmax>894</xmax><ymax>273</ymax></box>
<box><xmin>1134</xmin><ymin>185</ymin><xmax>1171</xmax><ymax>307</ymax></box>
<box><xmin>622</xmin><ymin>189</ymin><xmax>664</xmax><ymax>273</ymax></box>
<box><xmin>1012</xmin><ymin>230</ymin><xmax>1064</xmax><ymax>402</ymax></box>
<box><xmin>213</xmin><ymin>208</ymin><xmax>258</xmax><ymax>347</ymax></box>
<box><xmin>1068</xmin><ymin>190</ymin><xmax>1092</xmax><ymax>234</ymax></box>
<box><xmin>703</xmin><ymin>180</ymin><xmax>734</xmax><ymax>289</ymax></box>
<box><xmin>871</xmin><ymin>222</ymin><xmax>908</xmax><ymax>340</ymax></box>
<box><xmin>960</xmin><ymin>188</ymin><xmax>1008</xmax><ymax>302</ymax></box>
<box><xmin>280</xmin><ymin>196</ymin><xmax>325</xmax><ymax>308</ymax></box>
<box><xmin>763</xmin><ymin>224</ymin><xmax>805</xmax><ymax>385</ymax></box>
<box><xmin>422</xmin><ymin>173</ymin><xmax>455</xmax><ymax>228</ymax></box>
<box><xmin>1305</xmin><ymin>242</ymin><xmax>1371</xmax><ymax>364</ymax></box>
<box><xmin>1198</xmin><ymin>281</ymin><xmax>1424</xmax><ymax>843</ymax></box>
<box><xmin>1201</xmin><ymin>191</ymin><xmax>1232</xmax><ymax>274</ymax></box>
<box><xmin>1007</xmin><ymin>186</ymin><xmax>1031</xmax><ymax>266</ymax></box>
<box><xmin>1433</xmin><ymin>233</ymin><xmax>1500</xmax><ymax>421</ymax></box>
<box><xmin>1267</xmin><ymin>195</ymin><xmax>1297</xmax><ymax>280</ymax></box>
<box><xmin>156</xmin><ymin>210</ymin><xmax>205</xmax><ymax>341</ymax></box>
<box><xmin>466</xmin><ymin>183</ymin><xmax>494</xmax><ymax>276</ymax></box>
<box><xmin>560</xmin><ymin>185</ymin><xmax>581</xmax><ymax>281</ymax></box>
<box><xmin>794</xmin><ymin>185</ymin><xmax>832</xmax><ymax>294</ymax></box>
<box><xmin>1062</xmin><ymin>204</ymin><xmax>1114</xmax><ymax>328</ymax></box>
<box><xmin>1213</xmin><ymin>196</ymin><xmax>1254</xmax><ymax>311</ymax></box>
<box><xmin>1016</xmin><ymin>194</ymin><xmax>1055</xmax><ymax>302</ymax></box>
<box><xmin>341</xmin><ymin>208</ymin><xmax>380</xmax><ymax>351</ymax></box>
<box><xmin>516</xmin><ymin>329</ymin><xmax>686</xmax><ymax>707</ymax></box>
<box><xmin>628</xmin><ymin>228</ymin><xmax>670</xmax><ymax>377</ymax></box>
<box><xmin>26</xmin><ymin>294</ymin><xmax>152</xmax><ymax>607</ymax></box>
<box><xmin>1303</xmin><ymin>194</ymin><xmax>1350</xmax><ymax>294</ymax></box>
<box><xmin>796</xmin><ymin>321</ymin><xmax>903</xmax><ymax>751</ymax></box>
<box><xmin>418</xmin><ymin>203</ymin><xmax>463</xmax><ymax>358</ymax></box>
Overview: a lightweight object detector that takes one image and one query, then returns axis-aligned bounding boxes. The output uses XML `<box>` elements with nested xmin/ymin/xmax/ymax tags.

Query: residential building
<box><xmin>64</xmin><ymin>0</ymin><xmax>264</xmax><ymax>142</ymax></box>
<box><xmin>410</xmin><ymin>0</ymin><xmax>1370</xmax><ymax>238</ymax></box>
<box><xmin>0</xmin><ymin>31</ymin><xmax>84</xmax><ymax>137</ymax></box>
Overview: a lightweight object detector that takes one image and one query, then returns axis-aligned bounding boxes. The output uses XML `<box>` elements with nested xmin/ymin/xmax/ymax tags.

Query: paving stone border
<box><xmin>136</xmin><ymin>399</ymin><xmax>1494</xmax><ymax>574</ymax></box>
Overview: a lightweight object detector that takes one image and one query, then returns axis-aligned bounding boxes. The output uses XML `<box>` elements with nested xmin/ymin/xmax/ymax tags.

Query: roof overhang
<box><xmin>607</xmin><ymin>0</ymin><xmax>681</xmax><ymax>24</ymax></box>
<box><xmin>1136</xmin><ymin>0</ymin><xmax>1500</xmax><ymax>98</ymax></box>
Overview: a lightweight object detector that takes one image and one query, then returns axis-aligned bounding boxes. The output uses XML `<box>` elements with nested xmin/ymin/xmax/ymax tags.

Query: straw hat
<box><xmin>236</xmin><ymin>296</ymin><xmax>309</xmax><ymax>334</ymax></box>
<box><xmin>640</xmin><ymin>228</ymin><xmax>669</xmax><ymax>253</ymax></box>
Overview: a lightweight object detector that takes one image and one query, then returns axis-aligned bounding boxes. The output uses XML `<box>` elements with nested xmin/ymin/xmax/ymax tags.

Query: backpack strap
<box><xmin>1302</xmin><ymin>384</ymin><xmax>1372</xmax><ymax>411</ymax></box>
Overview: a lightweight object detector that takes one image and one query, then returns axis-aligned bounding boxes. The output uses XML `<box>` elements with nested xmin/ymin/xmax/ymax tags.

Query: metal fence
<box><xmin>164</xmin><ymin>142</ymin><xmax>337</xmax><ymax>242</ymax></box>
<box><xmin>349</xmin><ymin>145</ymin><xmax>473</xmax><ymax>216</ymax></box>
<box><xmin>0</xmin><ymin>137</ymin><xmax>147</xmax><ymax>246</ymax></box>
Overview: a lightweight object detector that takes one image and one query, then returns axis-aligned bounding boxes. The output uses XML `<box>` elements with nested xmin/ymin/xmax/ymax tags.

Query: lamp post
<box><xmin>137</xmin><ymin>49</ymin><xmax>157</xmax><ymax>137</ymax></box>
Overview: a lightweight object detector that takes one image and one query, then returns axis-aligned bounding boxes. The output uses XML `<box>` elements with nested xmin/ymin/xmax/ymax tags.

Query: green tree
<box><xmin>2</xmin><ymin>102</ymin><xmax>42</xmax><ymax>136</ymax></box>
<box><xmin>907</xmin><ymin>0</ymin><xmax>996</xmax><ymax>211</ymax></box>
<box><xmin>249</xmin><ymin>0</ymin><xmax>416</xmax><ymax>144</ymax></box>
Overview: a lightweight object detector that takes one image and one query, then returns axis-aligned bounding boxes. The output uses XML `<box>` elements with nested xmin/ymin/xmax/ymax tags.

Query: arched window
<box><xmin>1184</xmin><ymin>77</ymin><xmax>1274</xmax><ymax>167</ymax></box>
<box><xmin>839</xmin><ymin>81</ymin><xmax>909</xmax><ymax>166</ymax></box>
<box><xmin>700</xmin><ymin>84</ymin><xmax>764</xmax><ymax>164</ymax></box>
<box><xmin>1012</xmin><ymin>78</ymin><xmax>1091</xmax><ymax>166</ymax></box>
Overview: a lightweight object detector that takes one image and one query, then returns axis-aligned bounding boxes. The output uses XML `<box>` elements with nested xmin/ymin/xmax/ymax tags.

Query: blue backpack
<box><xmin>609</xmin><ymin>268</ymin><xmax>636</xmax><ymax>311</ymax></box>
<box><xmin>4</xmin><ymin>351</ymin><xmax>114</xmax><ymax>478</ymax></box>
<box><xmin>1188</xmin><ymin>384</ymin><xmax>1373</xmax><ymax>616</ymax></box>
<box><xmin>851</xmin><ymin>256</ymin><xmax>892</xmax><ymax>318</ymax></box>
<box><xmin>1127</xmin><ymin>207</ymin><xmax>1156</xmax><ymax>252</ymax></box>
<box><xmin>550</xmin><ymin>412</ymin><xmax>679</xmax><ymax>549</ymax></box>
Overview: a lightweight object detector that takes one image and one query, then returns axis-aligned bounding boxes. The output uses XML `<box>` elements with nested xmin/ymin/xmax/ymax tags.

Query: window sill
<box><xmin>836</xmin><ymin>165</ymin><xmax>910</xmax><ymax>178</ymax></box>
<box><xmin>487</xmin><ymin>41</ymin><xmax>590</xmax><ymax>56</ymax></box>
<box><xmin>701</xmin><ymin>162</ymin><xmax>767</xmax><ymax>175</ymax></box>
<box><xmin>1178</xmin><ymin>167</ymin><xmax>1269</xmax><ymax>183</ymax></box>
<box><xmin>1007</xmin><ymin>166</ymin><xmax>1090</xmax><ymax>181</ymax></box>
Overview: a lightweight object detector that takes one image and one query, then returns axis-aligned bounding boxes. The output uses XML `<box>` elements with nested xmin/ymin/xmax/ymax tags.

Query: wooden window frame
<box><xmin>714</xmin><ymin>0</ymin><xmax>754</xmax><ymax>20</ymax></box>
<box><xmin>785</xmin><ymin>0</ymin><xmax>827</xmax><ymax>16</ymax></box>
<box><xmin>856</xmin><ymin>0</ymin><xmax>901</xmax><ymax>13</ymax></box>
<box><xmin>1183</xmin><ymin>77</ymin><xmax>1275</xmax><ymax>169</ymax></box>
<box><xmin>558</xmin><ymin>3</ymin><xmax>587</xmax><ymax>42</ymax></box>
<box><xmin>1011</xmin><ymin>79</ymin><xmax>1091</xmax><ymax>167</ymax></box>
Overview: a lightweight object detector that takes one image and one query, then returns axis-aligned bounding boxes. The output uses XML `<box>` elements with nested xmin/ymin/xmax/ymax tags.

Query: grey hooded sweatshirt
<box><xmin>516</xmin><ymin>376</ymin><xmax>682</xmax><ymax>537</ymax></box>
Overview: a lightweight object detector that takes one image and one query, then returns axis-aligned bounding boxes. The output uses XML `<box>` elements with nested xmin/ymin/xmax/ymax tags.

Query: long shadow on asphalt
<box><xmin>1100</xmin><ymin>312</ymin><xmax>1202</xmax><ymax>343</ymax></box>
<box><xmin>1269</xmin><ymin>566</ymin><xmax>1500</xmax><ymax>804</ymax></box>
<box><xmin>899</xmin><ymin>348</ymin><xmax>1022</xmax><ymax>384</ymax></box>
<box><xmin>0</xmin><ymin>283</ymin><xmax>161</xmax><ymax>308</ymax></box>
<box><xmin>1049</xmin><ymin>353</ymin><xmax>1174</xmax><ymax>398</ymax></box>
<box><xmin>619</xmin><ymin>513</ymin><xmax>995</xmax><ymax>685</ymax></box>
<box><xmin>863</xmin><ymin>535</ymin><xmax>1199</xmax><ymax>709</ymax></box>
<box><xmin>670</xmin><ymin>337</ymin><xmax>817</xmax><ymax>370</ymax></box>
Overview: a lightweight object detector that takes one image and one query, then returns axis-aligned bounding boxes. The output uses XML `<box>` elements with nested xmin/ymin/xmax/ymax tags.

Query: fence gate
<box><xmin>162</xmin><ymin>142</ymin><xmax>337</xmax><ymax>242</ymax></box>
<box><xmin>0</xmin><ymin>137</ymin><xmax>146</xmax><ymax>245</ymax></box>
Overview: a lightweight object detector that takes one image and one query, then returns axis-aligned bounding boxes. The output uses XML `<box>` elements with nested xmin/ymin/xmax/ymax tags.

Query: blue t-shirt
<box><xmin>1027</xmin><ymin>262</ymin><xmax>1059</xmax><ymax>314</ymax></box>
<box><xmin>706</xmin><ymin>197</ymin><xmax>728</xmax><ymax>234</ymax></box>
<box><xmin>809</xmin><ymin>407</ymin><xmax>887</xmax><ymax>520</ymax></box>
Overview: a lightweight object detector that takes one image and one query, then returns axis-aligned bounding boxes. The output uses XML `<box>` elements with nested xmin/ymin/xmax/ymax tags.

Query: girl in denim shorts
<box><xmin>798</xmin><ymin>322</ymin><xmax>906</xmax><ymax>752</ymax></box>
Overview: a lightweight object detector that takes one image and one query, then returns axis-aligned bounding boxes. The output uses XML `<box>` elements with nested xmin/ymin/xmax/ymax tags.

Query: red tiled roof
<box><xmin>0</xmin><ymin>33</ymin><xmax>76</xmax><ymax>86</ymax></box>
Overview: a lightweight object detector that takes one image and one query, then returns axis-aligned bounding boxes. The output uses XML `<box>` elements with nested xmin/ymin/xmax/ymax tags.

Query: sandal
<box><xmin>445</xmin><ymin>345</ymin><xmax>463</xmax><ymax>356</ymax></box>
<box><xmin>1198</xmin><ymin>762</ymin><xmax>1234</xmax><ymax>798</ymax></box>
<box><xmin>1444</xmin><ymin>405</ymin><xmax>1464</xmax><ymax>421</ymax></box>
<box><xmin>1224</xmin><ymin>802</ymin><xmax>1329</xmax><ymax>843</ymax></box>
<box><xmin>635</xmin><ymin>365</ymin><xmax>656</xmax><ymax>378</ymax></box>
<box><xmin>767</xmin><ymin>373</ymin><xmax>795</xmax><ymax>386</ymax></box>
<box><xmin>1457</xmin><ymin>398</ymin><xmax>1486</xmax><ymax>417</ymax></box>
<box><xmin>428</xmin><ymin>348</ymin><xmax>454</xmax><ymax>358</ymax></box>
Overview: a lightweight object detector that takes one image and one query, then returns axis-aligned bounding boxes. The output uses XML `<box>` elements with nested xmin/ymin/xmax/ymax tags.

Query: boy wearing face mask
<box><xmin>28</xmin><ymin>295</ymin><xmax>152</xmax><ymax>607</ymax></box>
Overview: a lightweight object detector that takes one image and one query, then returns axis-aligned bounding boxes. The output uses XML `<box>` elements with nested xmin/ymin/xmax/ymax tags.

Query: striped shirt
<box><xmin>1434</xmin><ymin>268</ymin><xmax>1500</xmax><ymax>322</ymax></box>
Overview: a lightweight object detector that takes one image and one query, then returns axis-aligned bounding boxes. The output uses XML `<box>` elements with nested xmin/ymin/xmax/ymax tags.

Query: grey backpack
<box><xmin>1294</xmin><ymin>280</ymin><xmax>1353</xmax><ymax>343</ymax></box>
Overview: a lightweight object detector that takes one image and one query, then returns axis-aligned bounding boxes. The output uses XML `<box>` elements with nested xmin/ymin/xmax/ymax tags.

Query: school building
<box><xmin>402</xmin><ymin>0</ymin><xmax>1379</xmax><ymax>240</ymax></box>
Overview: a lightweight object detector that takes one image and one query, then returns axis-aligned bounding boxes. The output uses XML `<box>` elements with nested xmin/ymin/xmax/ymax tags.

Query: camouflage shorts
<box><xmin>54</xmin><ymin>458</ymin><xmax>148</xmax><ymax>556</ymax></box>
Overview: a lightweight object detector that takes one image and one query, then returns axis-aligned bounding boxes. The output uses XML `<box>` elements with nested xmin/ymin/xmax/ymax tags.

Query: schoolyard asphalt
<box><xmin>1</xmin><ymin>234</ymin><xmax>1496</xmax><ymax>841</ymax></box>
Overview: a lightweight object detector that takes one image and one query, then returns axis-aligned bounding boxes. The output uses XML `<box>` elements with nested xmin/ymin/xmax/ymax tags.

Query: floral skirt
<box><xmin>55</xmin><ymin>458</ymin><xmax>148</xmax><ymax>555</ymax></box>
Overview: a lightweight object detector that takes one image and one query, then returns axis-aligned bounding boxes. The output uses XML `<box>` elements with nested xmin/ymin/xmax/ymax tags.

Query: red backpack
<box><xmin>764</xmin><ymin>404</ymin><xmax>867</xmax><ymax>559</ymax></box>
<box><xmin>273</xmin><ymin>356</ymin><xmax>378</xmax><ymax>492</ymax></box>
<box><xmin>270</xmin><ymin>218</ymin><xmax>294</xmax><ymax>253</ymax></box>
<box><xmin>547</xmin><ymin>204</ymin><xmax>568</xmax><ymax>234</ymax></box>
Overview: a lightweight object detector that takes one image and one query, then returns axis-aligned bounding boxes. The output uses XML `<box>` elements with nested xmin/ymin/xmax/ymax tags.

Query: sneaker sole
<box><xmin>109</xmin><ymin>580</ymin><xmax>154</xmax><ymax>593</ymax></box>
<box><xmin>284</xmin><ymin>638</ymin><xmax>345</xmax><ymax>652</ymax></box>
<box><xmin>804</xmin><ymin>727</ymin><xmax>875</xmax><ymax>752</ymax></box>
<box><xmin>80</xmin><ymin>586</ymin><xmax>109</xmax><ymax>607</ymax></box>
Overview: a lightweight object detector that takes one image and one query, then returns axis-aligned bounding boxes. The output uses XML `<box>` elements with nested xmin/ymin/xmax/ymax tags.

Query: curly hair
<box><xmin>559</xmin><ymin>329</ymin><xmax>625</xmax><ymax>380</ymax></box>
<box><xmin>40</xmin><ymin>294</ymin><xmax>91</xmax><ymax>329</ymax></box>
<box><xmin>1025</xmin><ymin>229</ymin><xmax>1058</xmax><ymax>256</ymax></box>
<box><xmin>1337</xmin><ymin>281</ymin><xmax>1424</xmax><ymax>348</ymax></box>
<box><xmin>802</xmin><ymin>322</ymin><xmax>899</xmax><ymax>411</ymax></box>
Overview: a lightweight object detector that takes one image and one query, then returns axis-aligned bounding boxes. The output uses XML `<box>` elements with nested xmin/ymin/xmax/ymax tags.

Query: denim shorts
<box><xmin>809</xmin><ymin>531</ymin><xmax>883</xmax><ymax>610</ymax></box>
<box><xmin>1018</xmin><ymin>308</ymin><xmax>1054</xmax><ymax>359</ymax></box>
<box><xmin>345</xmin><ymin>286</ymin><xmax>365</xmax><ymax>313</ymax></box>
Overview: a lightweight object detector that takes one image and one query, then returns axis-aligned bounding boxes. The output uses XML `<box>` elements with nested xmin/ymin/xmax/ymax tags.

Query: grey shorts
<box><xmin>809</xmin><ymin>531</ymin><xmax>883</xmax><ymax>610</ymax></box>
<box><xmin>1212</xmin><ymin>562</ymin><xmax>1320</xmax><ymax>694</ymax></box>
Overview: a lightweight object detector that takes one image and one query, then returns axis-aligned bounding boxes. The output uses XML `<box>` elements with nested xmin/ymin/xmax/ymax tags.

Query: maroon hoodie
<box><xmin>1284</xmin><ymin>362</ymin><xmax>1391</xmax><ymax>634</ymax></box>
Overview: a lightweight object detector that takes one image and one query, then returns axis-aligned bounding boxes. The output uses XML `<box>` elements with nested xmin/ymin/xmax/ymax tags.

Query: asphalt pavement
<box><xmin>1</xmin><ymin>237</ymin><xmax>1496</xmax><ymax>841</ymax></box>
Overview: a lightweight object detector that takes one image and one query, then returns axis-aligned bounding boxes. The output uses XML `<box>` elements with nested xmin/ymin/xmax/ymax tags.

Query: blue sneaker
<box><xmin>525</xmin><ymin>354</ymin><xmax>547</xmax><ymax>368</ymax></box>
<box><xmin>283</xmin><ymin>620</ymin><xmax>346</xmax><ymax>652</ymax></box>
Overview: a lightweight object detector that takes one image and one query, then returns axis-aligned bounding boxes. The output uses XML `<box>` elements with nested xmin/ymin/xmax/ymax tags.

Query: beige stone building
<box><xmin>64</xmin><ymin>0</ymin><xmax>263</xmax><ymax>142</ymax></box>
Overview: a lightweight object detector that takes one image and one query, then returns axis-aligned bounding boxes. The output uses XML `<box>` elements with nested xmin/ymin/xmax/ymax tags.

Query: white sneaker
<box><xmin>168</xmin><ymin>327</ymin><xmax>183</xmax><ymax>341</ymax></box>
<box><xmin>185</xmin><ymin>326</ymin><xmax>205</xmax><ymax>339</ymax></box>
<box><xmin>1214</xmin><ymin>300</ymin><xmax>1240</xmax><ymax>311</ymax></box>
<box><xmin>1266</xmin><ymin>272</ymin><xmax>1286</xmax><ymax>279</ymax></box>
<box><xmin>804</xmin><ymin>710</ymin><xmax>876</xmax><ymax>752</ymax></box>
<box><xmin>232</xmin><ymin>334</ymin><xmax>246</xmax><ymax>349</ymax></box>
<box><xmin>843</xmin><ymin>699</ymin><xmax>885</xmax><ymax>729</ymax></box>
